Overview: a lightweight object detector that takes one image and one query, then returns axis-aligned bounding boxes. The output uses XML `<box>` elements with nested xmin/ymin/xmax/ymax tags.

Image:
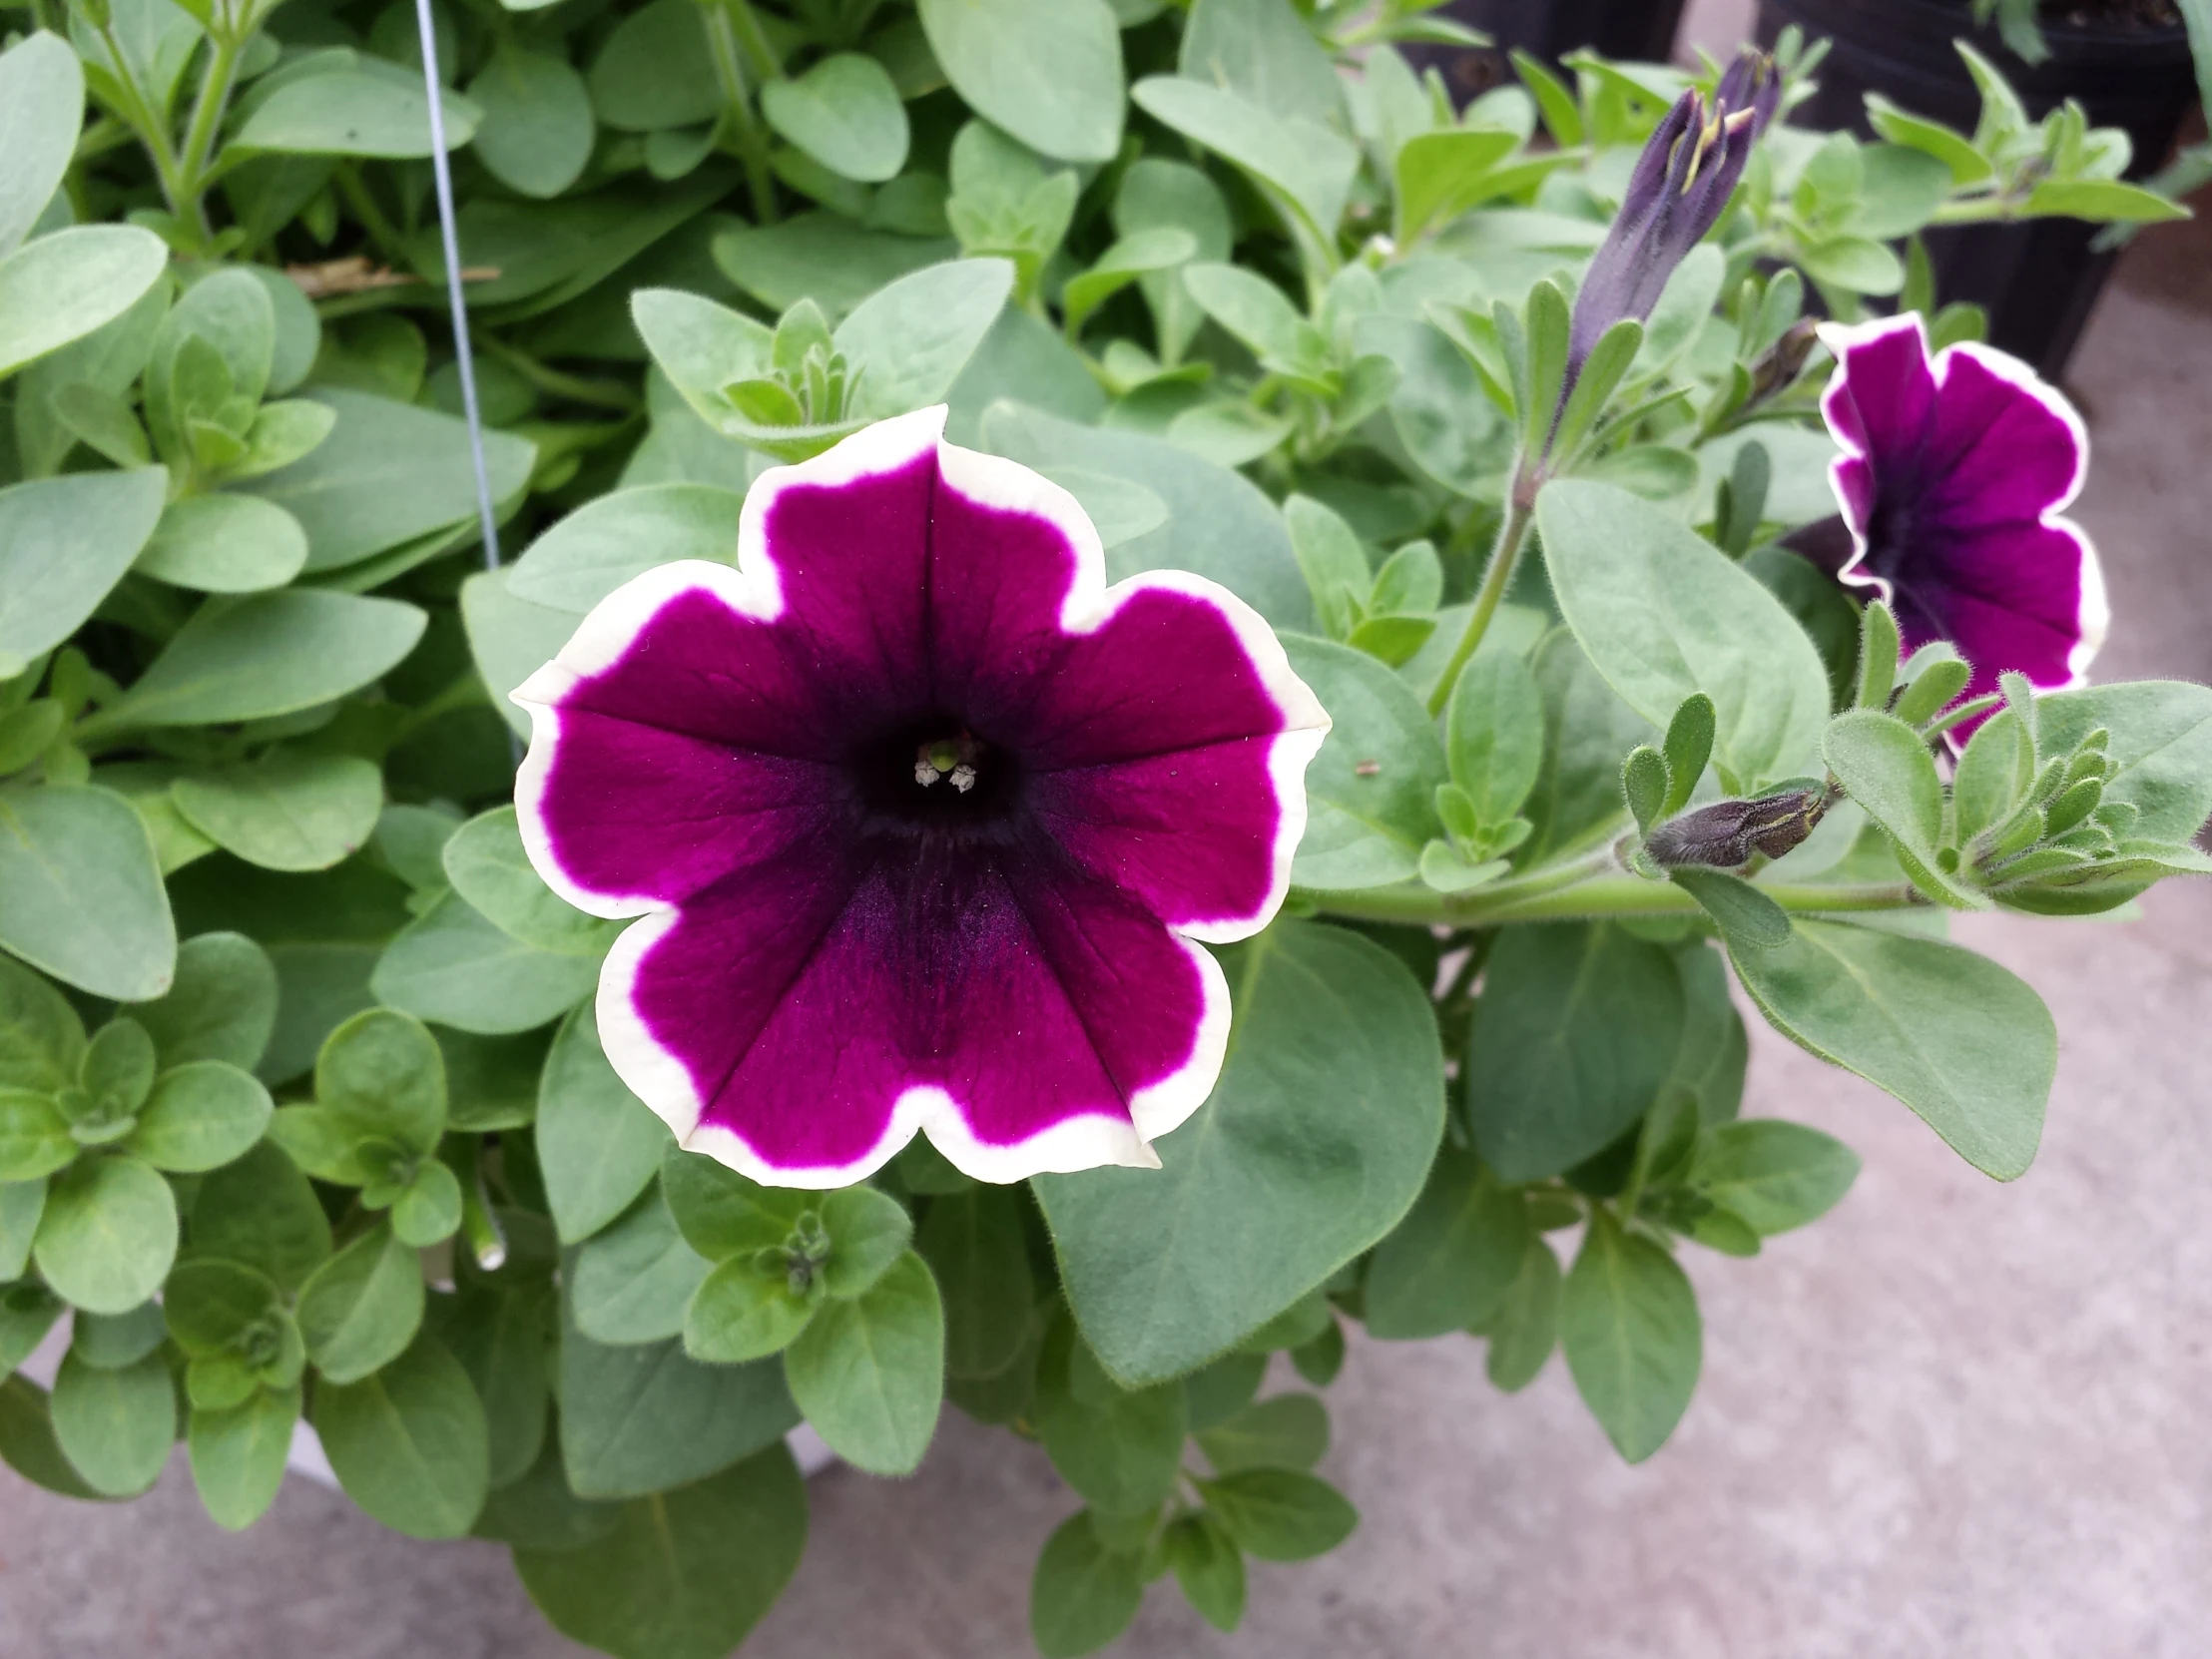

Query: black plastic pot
<box><xmin>1404</xmin><ymin>0</ymin><xmax>1690</xmax><ymax>104</ymax></box>
<box><xmin>1758</xmin><ymin>0</ymin><xmax>2197</xmax><ymax>379</ymax></box>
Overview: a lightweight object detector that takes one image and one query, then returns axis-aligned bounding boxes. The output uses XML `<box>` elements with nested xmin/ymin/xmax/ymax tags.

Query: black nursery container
<box><xmin>1758</xmin><ymin>0</ymin><xmax>2196</xmax><ymax>379</ymax></box>
<box><xmin>1406</xmin><ymin>0</ymin><xmax>1690</xmax><ymax>103</ymax></box>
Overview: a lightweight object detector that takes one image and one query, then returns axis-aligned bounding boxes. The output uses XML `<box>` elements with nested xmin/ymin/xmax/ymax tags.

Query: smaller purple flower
<box><xmin>1566</xmin><ymin>50</ymin><xmax>1776</xmax><ymax>376</ymax></box>
<box><xmin>512</xmin><ymin>408</ymin><xmax>1328</xmax><ymax>1188</ymax></box>
<box><xmin>1819</xmin><ymin>314</ymin><xmax>2108</xmax><ymax>723</ymax></box>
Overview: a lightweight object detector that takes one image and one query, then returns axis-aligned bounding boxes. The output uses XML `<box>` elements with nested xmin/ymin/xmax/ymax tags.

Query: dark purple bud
<box><xmin>1749</xmin><ymin>316</ymin><xmax>1821</xmax><ymax>402</ymax></box>
<box><xmin>1565</xmin><ymin>80</ymin><xmax>1765</xmax><ymax>375</ymax></box>
<box><xmin>1644</xmin><ymin>788</ymin><xmax>1829</xmax><ymax>870</ymax></box>
<box><xmin>1714</xmin><ymin>47</ymin><xmax>1783</xmax><ymax>142</ymax></box>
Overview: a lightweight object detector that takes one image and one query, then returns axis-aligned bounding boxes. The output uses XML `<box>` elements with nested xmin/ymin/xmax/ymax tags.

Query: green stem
<box><xmin>699</xmin><ymin>2</ymin><xmax>780</xmax><ymax>225</ymax></box>
<box><xmin>174</xmin><ymin>27</ymin><xmax>247</xmax><ymax>239</ymax></box>
<box><xmin>332</xmin><ymin>164</ymin><xmax>410</xmax><ymax>264</ymax></box>
<box><xmin>477</xmin><ymin>334</ymin><xmax>642</xmax><ymax>412</ymax></box>
<box><xmin>724</xmin><ymin>0</ymin><xmax>784</xmax><ymax>81</ymax></box>
<box><xmin>1312</xmin><ymin>869</ymin><xmax>1922</xmax><ymax>929</ymax></box>
<box><xmin>93</xmin><ymin>18</ymin><xmax>193</xmax><ymax>219</ymax></box>
<box><xmin>1424</xmin><ymin>470</ymin><xmax>1536</xmax><ymax>718</ymax></box>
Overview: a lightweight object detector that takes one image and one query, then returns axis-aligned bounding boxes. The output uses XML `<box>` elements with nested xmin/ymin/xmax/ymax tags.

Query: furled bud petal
<box><xmin>1715</xmin><ymin>47</ymin><xmax>1783</xmax><ymax>143</ymax></box>
<box><xmin>1566</xmin><ymin>83</ymin><xmax>1764</xmax><ymax>374</ymax></box>
<box><xmin>1644</xmin><ymin>788</ymin><xmax>1829</xmax><ymax>870</ymax></box>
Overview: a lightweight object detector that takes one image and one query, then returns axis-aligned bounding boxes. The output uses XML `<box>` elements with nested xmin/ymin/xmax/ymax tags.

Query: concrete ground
<box><xmin>7</xmin><ymin>42</ymin><xmax>2211</xmax><ymax>1659</ymax></box>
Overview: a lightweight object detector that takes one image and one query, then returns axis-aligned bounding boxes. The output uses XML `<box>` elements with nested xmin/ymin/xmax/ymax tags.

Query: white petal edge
<box><xmin>1817</xmin><ymin>313</ymin><xmax>2105</xmax><ymax>692</ymax></box>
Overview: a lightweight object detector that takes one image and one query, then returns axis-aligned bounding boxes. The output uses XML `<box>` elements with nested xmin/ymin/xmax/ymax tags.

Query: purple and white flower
<box><xmin>1820</xmin><ymin>314</ymin><xmax>2108</xmax><ymax>721</ymax></box>
<box><xmin>512</xmin><ymin>408</ymin><xmax>1329</xmax><ymax>1188</ymax></box>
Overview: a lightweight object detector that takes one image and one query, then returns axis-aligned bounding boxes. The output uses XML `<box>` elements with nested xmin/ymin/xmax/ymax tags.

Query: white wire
<box><xmin>410</xmin><ymin>0</ymin><xmax>502</xmax><ymax>576</ymax></box>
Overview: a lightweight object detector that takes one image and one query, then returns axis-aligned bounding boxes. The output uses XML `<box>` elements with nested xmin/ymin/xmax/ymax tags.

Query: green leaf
<box><xmin>389</xmin><ymin>1160</ymin><xmax>461</xmax><ymax>1247</ymax></box>
<box><xmin>442</xmin><ymin>1283</ymin><xmax>551</xmax><ymax>1488</ymax></box>
<box><xmin>1034</xmin><ymin>1311</ymin><xmax>1185</xmax><ymax>1513</ymax></box>
<box><xmin>1668</xmin><ymin>866</ymin><xmax>1792</xmax><ymax>951</ymax></box>
<box><xmin>1279</xmin><ymin>634</ymin><xmax>1447</xmax><ymax>890</ymax></box>
<box><xmin>819</xmin><ymin>1184</ymin><xmax>912</xmax><ymax>1300</ymax></box>
<box><xmin>1537</xmin><ymin>480</ymin><xmax>1832</xmax><ymax>789</ymax></box>
<box><xmin>1195</xmin><ymin>1391</ymin><xmax>1328</xmax><ymax>1474</ymax></box>
<box><xmin>1823</xmin><ymin>709</ymin><xmax>1986</xmax><ymax>908</ymax></box>
<box><xmin>683</xmin><ymin>1255</ymin><xmax>818</xmax><ymax>1363</ymax></box>
<box><xmin>1866</xmin><ymin>96</ymin><xmax>1991</xmax><ymax>186</ymax></box>
<box><xmin>1198</xmin><ymin>1468</ymin><xmax>1358</xmax><ymax>1561</ymax></box>
<box><xmin>981</xmin><ymin>405</ymin><xmax>1311</xmax><ymax>627</ymax></box>
<box><xmin>1029</xmin><ymin>1511</ymin><xmax>1146</xmax><ymax>1659</ymax></box>
<box><xmin>314</xmin><ymin>1333</ymin><xmax>488</xmax><ymax>1539</ymax></box>
<box><xmin>134</xmin><ymin>937</ymin><xmax>276</xmax><ymax>1079</ymax></box>
<box><xmin>124</xmin><ymin>1060</ymin><xmax>272</xmax><ymax>1173</ymax></box>
<box><xmin>2009</xmin><ymin>681</ymin><xmax>2212</xmax><ymax>844</ymax></box>
<box><xmin>189</xmin><ymin>1384</ymin><xmax>301</xmax><ymax>1530</ymax></box>
<box><xmin>1560</xmin><ymin>1210</ymin><xmax>1701</xmax><ymax>1462</ymax></box>
<box><xmin>136</xmin><ymin>494</ymin><xmax>309</xmax><ymax>594</ymax></box>
<box><xmin>163</xmin><ymin>1258</ymin><xmax>278</xmax><ymax>1356</ymax></box>
<box><xmin>662</xmin><ymin>1147</ymin><xmax>817</xmax><ymax>1262</ymax></box>
<box><xmin>0</xmin><ymin>789</ymin><xmax>182</xmax><ymax>1009</ymax></box>
<box><xmin>1163</xmin><ymin>1510</ymin><xmax>1246</xmax><ymax>1630</ymax></box>
<box><xmin>1365</xmin><ymin>1146</ymin><xmax>1530</xmax><ymax>1339</ymax></box>
<box><xmin>1182</xmin><ymin>262</ymin><xmax>1329</xmax><ymax>379</ymax></box>
<box><xmin>442</xmin><ymin>807</ymin><xmax>617</xmax><ymax>956</ymax></box>
<box><xmin>572</xmin><ymin>1190</ymin><xmax>712</xmax><ymax>1347</ymax></box>
<box><xmin>1728</xmin><ymin>918</ymin><xmax>2053</xmax><ymax>1180</ymax></box>
<box><xmin>1394</xmin><ymin>127</ymin><xmax>1525</xmax><ymax>245</ymax></box>
<box><xmin>91</xmin><ymin>590</ymin><xmax>428</xmax><ymax>730</ymax></box>
<box><xmin>0</xmin><ymin>1374</ymin><xmax>108</xmax><ymax>1499</ymax></box>
<box><xmin>188</xmin><ymin>1141</ymin><xmax>331</xmax><ymax>1293</ymax></box>
<box><xmin>1446</xmin><ymin>649</ymin><xmax>1545</xmax><ymax>826</ymax></box>
<box><xmin>51</xmin><ymin>1349</ymin><xmax>175</xmax><ymax>1497</ymax></box>
<box><xmin>1689</xmin><ymin>1120</ymin><xmax>1860</xmax><ymax>1235</ymax></box>
<box><xmin>73</xmin><ymin>1301</ymin><xmax>166</xmax><ymax>1370</ymax></box>
<box><xmin>916</xmin><ymin>1185</ymin><xmax>1034</xmax><ymax>1379</ymax></box>
<box><xmin>1522</xmin><ymin>629</ymin><xmax>1659</xmax><ymax>860</ymax></box>
<box><xmin>370</xmin><ymin>889</ymin><xmax>600</xmax><ymax>1036</ymax></box>
<box><xmin>0</xmin><ymin>469</ymin><xmax>168</xmax><ymax>677</ymax></box>
<box><xmin>1131</xmin><ymin>76</ymin><xmax>1356</xmax><ymax>245</ymax></box>
<box><xmin>0</xmin><ymin>1092</ymin><xmax>73</xmax><ymax>1183</ymax></box>
<box><xmin>513</xmin><ymin>1446</ymin><xmax>808</xmax><ymax>1659</ymax></box>
<box><xmin>762</xmin><ymin>53</ymin><xmax>910</xmax><ymax>183</ymax></box>
<box><xmin>2024</xmin><ymin>178</ymin><xmax>2190</xmax><ymax>223</ymax></box>
<box><xmin>173</xmin><ymin>753</ymin><xmax>383</xmax><ymax>873</ymax></box>
<box><xmin>1465</xmin><ymin>924</ymin><xmax>1685</xmax><ymax>1182</ymax></box>
<box><xmin>560</xmin><ymin>1306</ymin><xmax>798</xmax><ymax>1500</ymax></box>
<box><xmin>586</xmin><ymin>0</ymin><xmax>722</xmax><ymax>131</ymax></box>
<box><xmin>784</xmin><ymin>1248</ymin><xmax>943</xmax><ymax>1476</ymax></box>
<box><xmin>1060</xmin><ymin>228</ymin><xmax>1197</xmax><ymax>336</ymax></box>
<box><xmin>539</xmin><ymin>1004</ymin><xmax>672</xmax><ymax>1245</ymax></box>
<box><xmin>507</xmin><ymin>482</ymin><xmax>743</xmax><ymax>613</ymax></box>
<box><xmin>233</xmin><ymin>61</ymin><xmax>482</xmax><ymax>159</ymax></box>
<box><xmin>0</xmin><ymin>33</ymin><xmax>82</xmax><ymax>260</ymax></box>
<box><xmin>715</xmin><ymin>213</ymin><xmax>956</xmax><ymax>322</ymax></box>
<box><xmin>0</xmin><ymin>1281</ymin><xmax>62</xmax><ymax>1375</ymax></box>
<box><xmin>316</xmin><ymin>1006</ymin><xmax>445</xmax><ymax>1154</ymax></box>
<box><xmin>1482</xmin><ymin>1233</ymin><xmax>1562</xmax><ymax>1391</ymax></box>
<box><xmin>0</xmin><ymin>228</ymin><xmax>171</xmax><ymax>382</ymax></box>
<box><xmin>0</xmin><ymin>955</ymin><xmax>85</xmax><ymax>1095</ymax></box>
<box><xmin>1034</xmin><ymin>920</ymin><xmax>1444</xmax><ymax>1384</ymax></box>
<box><xmin>1179</xmin><ymin>0</ymin><xmax>1342</xmax><ymax>121</ymax></box>
<box><xmin>834</xmin><ymin>258</ymin><xmax>1014</xmax><ymax>422</ymax></box>
<box><xmin>918</xmin><ymin>0</ymin><xmax>1125</xmax><ymax>163</ymax></box>
<box><xmin>469</xmin><ymin>45</ymin><xmax>595</xmax><ymax>200</ymax></box>
<box><xmin>240</xmin><ymin>388</ymin><xmax>534</xmax><ymax>574</ymax></box>
<box><xmin>34</xmin><ymin>1154</ymin><xmax>177</xmax><ymax>1314</ymax></box>
<box><xmin>296</xmin><ymin>1220</ymin><xmax>425</xmax><ymax>1383</ymax></box>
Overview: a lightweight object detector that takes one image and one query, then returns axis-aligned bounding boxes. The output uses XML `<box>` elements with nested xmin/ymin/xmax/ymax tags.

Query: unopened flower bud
<box><xmin>1644</xmin><ymin>787</ymin><xmax>1828</xmax><ymax>870</ymax></box>
<box><xmin>1564</xmin><ymin>50</ymin><xmax>1777</xmax><ymax>377</ymax></box>
<box><xmin>1749</xmin><ymin>317</ymin><xmax>1820</xmax><ymax>402</ymax></box>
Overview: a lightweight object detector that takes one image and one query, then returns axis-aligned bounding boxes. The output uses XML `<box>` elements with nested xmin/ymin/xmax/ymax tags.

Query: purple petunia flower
<box><xmin>1819</xmin><ymin>315</ymin><xmax>2108</xmax><ymax>723</ymax></box>
<box><xmin>512</xmin><ymin>408</ymin><xmax>1329</xmax><ymax>1188</ymax></box>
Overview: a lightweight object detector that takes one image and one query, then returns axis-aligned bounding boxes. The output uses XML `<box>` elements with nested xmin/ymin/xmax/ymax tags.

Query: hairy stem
<box><xmin>700</xmin><ymin>1</ymin><xmax>780</xmax><ymax>226</ymax></box>
<box><xmin>1310</xmin><ymin>866</ymin><xmax>1923</xmax><ymax>929</ymax></box>
<box><xmin>1424</xmin><ymin>471</ymin><xmax>1537</xmax><ymax>718</ymax></box>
